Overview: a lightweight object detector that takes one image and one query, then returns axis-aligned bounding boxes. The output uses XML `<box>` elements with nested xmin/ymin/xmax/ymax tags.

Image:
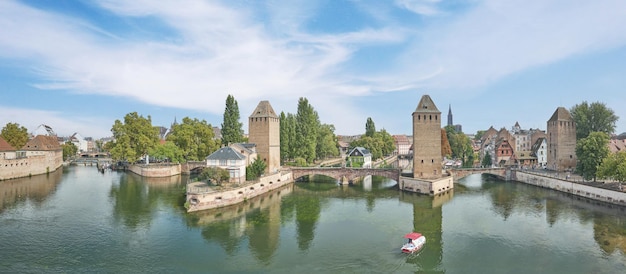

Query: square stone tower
<box><xmin>248</xmin><ymin>100</ymin><xmax>280</xmax><ymax>173</ymax></box>
<box><xmin>412</xmin><ymin>95</ymin><xmax>442</xmax><ymax>179</ymax></box>
<box><xmin>547</xmin><ymin>107</ymin><xmax>577</xmax><ymax>171</ymax></box>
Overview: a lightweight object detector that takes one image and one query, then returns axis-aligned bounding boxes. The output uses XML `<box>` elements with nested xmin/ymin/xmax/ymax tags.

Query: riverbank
<box><xmin>513</xmin><ymin>170</ymin><xmax>626</xmax><ymax>207</ymax></box>
<box><xmin>185</xmin><ymin>171</ymin><xmax>293</xmax><ymax>212</ymax></box>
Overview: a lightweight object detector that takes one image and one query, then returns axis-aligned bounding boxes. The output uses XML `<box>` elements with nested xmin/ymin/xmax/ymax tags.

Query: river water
<box><xmin>1</xmin><ymin>166</ymin><xmax>625</xmax><ymax>273</ymax></box>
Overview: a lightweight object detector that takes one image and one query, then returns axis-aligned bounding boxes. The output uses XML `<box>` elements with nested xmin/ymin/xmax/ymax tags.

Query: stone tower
<box><xmin>248</xmin><ymin>101</ymin><xmax>280</xmax><ymax>173</ymax></box>
<box><xmin>413</xmin><ymin>95</ymin><xmax>442</xmax><ymax>179</ymax></box>
<box><xmin>546</xmin><ymin>107</ymin><xmax>577</xmax><ymax>172</ymax></box>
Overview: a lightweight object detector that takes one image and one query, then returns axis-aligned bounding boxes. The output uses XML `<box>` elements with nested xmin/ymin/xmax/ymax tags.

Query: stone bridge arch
<box><xmin>290</xmin><ymin>167</ymin><xmax>401</xmax><ymax>184</ymax></box>
<box><xmin>447</xmin><ymin>167</ymin><xmax>509</xmax><ymax>181</ymax></box>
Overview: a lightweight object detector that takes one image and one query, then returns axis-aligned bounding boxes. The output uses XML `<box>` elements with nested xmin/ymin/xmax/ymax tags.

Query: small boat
<box><xmin>401</xmin><ymin>232</ymin><xmax>426</xmax><ymax>253</ymax></box>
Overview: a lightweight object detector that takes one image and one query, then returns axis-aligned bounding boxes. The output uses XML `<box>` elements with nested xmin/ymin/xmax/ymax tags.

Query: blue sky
<box><xmin>1</xmin><ymin>0</ymin><xmax>626</xmax><ymax>139</ymax></box>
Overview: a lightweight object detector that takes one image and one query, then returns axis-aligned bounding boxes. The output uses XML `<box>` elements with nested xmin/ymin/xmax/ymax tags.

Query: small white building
<box><xmin>531</xmin><ymin>137</ymin><xmax>547</xmax><ymax>168</ymax></box>
<box><xmin>70</xmin><ymin>132</ymin><xmax>89</xmax><ymax>153</ymax></box>
<box><xmin>348</xmin><ymin>147</ymin><xmax>372</xmax><ymax>168</ymax></box>
<box><xmin>205</xmin><ymin>147</ymin><xmax>247</xmax><ymax>183</ymax></box>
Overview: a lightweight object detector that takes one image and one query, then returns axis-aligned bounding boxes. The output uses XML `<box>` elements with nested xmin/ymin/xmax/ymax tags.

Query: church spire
<box><xmin>447</xmin><ymin>104</ymin><xmax>453</xmax><ymax>126</ymax></box>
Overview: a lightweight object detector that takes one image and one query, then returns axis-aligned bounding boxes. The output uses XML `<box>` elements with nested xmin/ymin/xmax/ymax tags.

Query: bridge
<box><xmin>182</xmin><ymin>161</ymin><xmax>207</xmax><ymax>174</ymax></box>
<box><xmin>290</xmin><ymin>167</ymin><xmax>401</xmax><ymax>184</ymax></box>
<box><xmin>446</xmin><ymin>167</ymin><xmax>509</xmax><ymax>181</ymax></box>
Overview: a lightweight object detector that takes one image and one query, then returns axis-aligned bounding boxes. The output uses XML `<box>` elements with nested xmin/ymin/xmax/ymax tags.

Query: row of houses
<box><xmin>0</xmin><ymin>135</ymin><xmax>63</xmax><ymax>180</ymax></box>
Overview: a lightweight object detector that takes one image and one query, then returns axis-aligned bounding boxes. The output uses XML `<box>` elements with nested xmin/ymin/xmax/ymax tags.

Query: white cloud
<box><xmin>398</xmin><ymin>0</ymin><xmax>626</xmax><ymax>92</ymax></box>
<box><xmin>395</xmin><ymin>0</ymin><xmax>442</xmax><ymax>16</ymax></box>
<box><xmin>2</xmin><ymin>0</ymin><xmax>626</xmax><ymax>136</ymax></box>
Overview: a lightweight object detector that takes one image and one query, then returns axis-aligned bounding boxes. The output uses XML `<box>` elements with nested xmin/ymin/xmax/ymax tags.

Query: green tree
<box><xmin>108</xmin><ymin>112</ymin><xmax>159</xmax><ymax>163</ymax></box>
<box><xmin>246</xmin><ymin>157</ymin><xmax>267</xmax><ymax>181</ymax></box>
<box><xmin>570</xmin><ymin>101</ymin><xmax>619</xmax><ymax>140</ymax></box>
<box><xmin>167</xmin><ymin>117</ymin><xmax>219</xmax><ymax>161</ymax></box>
<box><xmin>198</xmin><ymin>167</ymin><xmax>230</xmax><ymax>186</ymax></box>
<box><xmin>482</xmin><ymin>153</ymin><xmax>492</xmax><ymax>167</ymax></box>
<box><xmin>221</xmin><ymin>94</ymin><xmax>244</xmax><ymax>146</ymax></box>
<box><xmin>1</xmin><ymin>122</ymin><xmax>29</xmax><ymax>149</ymax></box>
<box><xmin>445</xmin><ymin>125</ymin><xmax>473</xmax><ymax>167</ymax></box>
<box><xmin>377</xmin><ymin>129</ymin><xmax>395</xmax><ymax>157</ymax></box>
<box><xmin>148</xmin><ymin>141</ymin><xmax>185</xmax><ymax>163</ymax></box>
<box><xmin>294</xmin><ymin>97</ymin><xmax>319</xmax><ymax>163</ymax></box>
<box><xmin>316</xmin><ymin>124</ymin><xmax>339</xmax><ymax>160</ymax></box>
<box><xmin>575</xmin><ymin>131</ymin><xmax>610</xmax><ymax>181</ymax></box>
<box><xmin>597</xmin><ymin>151</ymin><xmax>626</xmax><ymax>183</ymax></box>
<box><xmin>280</xmin><ymin>112</ymin><xmax>297</xmax><ymax>164</ymax></box>
<box><xmin>62</xmin><ymin>141</ymin><xmax>78</xmax><ymax>161</ymax></box>
<box><xmin>365</xmin><ymin>117</ymin><xmax>376</xmax><ymax>138</ymax></box>
<box><xmin>350</xmin><ymin>136</ymin><xmax>383</xmax><ymax>160</ymax></box>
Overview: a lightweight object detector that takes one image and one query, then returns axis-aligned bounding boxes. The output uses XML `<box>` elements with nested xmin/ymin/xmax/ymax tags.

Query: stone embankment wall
<box><xmin>128</xmin><ymin>164</ymin><xmax>181</xmax><ymax>177</ymax></box>
<box><xmin>186</xmin><ymin>171</ymin><xmax>293</xmax><ymax>212</ymax></box>
<box><xmin>514</xmin><ymin>171</ymin><xmax>626</xmax><ymax>206</ymax></box>
<box><xmin>399</xmin><ymin>175</ymin><xmax>453</xmax><ymax>195</ymax></box>
<box><xmin>0</xmin><ymin>153</ymin><xmax>63</xmax><ymax>180</ymax></box>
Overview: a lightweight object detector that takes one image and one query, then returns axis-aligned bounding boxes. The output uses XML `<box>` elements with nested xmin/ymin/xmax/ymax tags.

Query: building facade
<box><xmin>412</xmin><ymin>95</ymin><xmax>442</xmax><ymax>179</ymax></box>
<box><xmin>205</xmin><ymin>147</ymin><xmax>247</xmax><ymax>183</ymax></box>
<box><xmin>547</xmin><ymin>107</ymin><xmax>577</xmax><ymax>171</ymax></box>
<box><xmin>248</xmin><ymin>101</ymin><xmax>280</xmax><ymax>174</ymax></box>
<box><xmin>1</xmin><ymin>135</ymin><xmax>63</xmax><ymax>180</ymax></box>
<box><xmin>347</xmin><ymin>147</ymin><xmax>372</xmax><ymax>168</ymax></box>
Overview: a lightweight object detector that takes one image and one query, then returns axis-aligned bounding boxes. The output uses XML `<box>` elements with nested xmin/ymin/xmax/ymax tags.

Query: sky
<box><xmin>1</xmin><ymin>0</ymin><xmax>626</xmax><ymax>139</ymax></box>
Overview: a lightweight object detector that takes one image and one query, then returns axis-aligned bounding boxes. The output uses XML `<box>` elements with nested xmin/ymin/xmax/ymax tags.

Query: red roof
<box><xmin>0</xmin><ymin>136</ymin><xmax>16</xmax><ymax>151</ymax></box>
<box><xmin>404</xmin><ymin>232</ymin><xmax>422</xmax><ymax>240</ymax></box>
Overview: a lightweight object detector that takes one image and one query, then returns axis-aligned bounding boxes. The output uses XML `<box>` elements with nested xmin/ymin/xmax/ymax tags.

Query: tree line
<box><xmin>279</xmin><ymin>97</ymin><xmax>340</xmax><ymax>166</ymax></box>
<box><xmin>3</xmin><ymin>98</ymin><xmax>624</xmax><ymax>184</ymax></box>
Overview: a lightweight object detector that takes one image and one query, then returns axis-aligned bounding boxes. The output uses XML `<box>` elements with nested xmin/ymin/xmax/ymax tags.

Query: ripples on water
<box><xmin>1</xmin><ymin>168</ymin><xmax>625</xmax><ymax>273</ymax></box>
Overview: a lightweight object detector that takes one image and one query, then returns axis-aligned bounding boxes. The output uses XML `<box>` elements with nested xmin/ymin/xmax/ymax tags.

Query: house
<box><xmin>347</xmin><ymin>147</ymin><xmax>372</xmax><ymax>168</ymax></box>
<box><xmin>229</xmin><ymin>143</ymin><xmax>258</xmax><ymax>166</ymax></box>
<box><xmin>531</xmin><ymin>137</ymin><xmax>547</xmax><ymax>168</ymax></box>
<box><xmin>32</xmin><ymin>124</ymin><xmax>56</xmax><ymax>137</ymax></box>
<box><xmin>479</xmin><ymin>126</ymin><xmax>499</xmax><ymax>167</ymax></box>
<box><xmin>0</xmin><ymin>136</ymin><xmax>17</xmax><ymax>160</ymax></box>
<box><xmin>69</xmin><ymin>132</ymin><xmax>89</xmax><ymax>152</ymax></box>
<box><xmin>393</xmin><ymin>134</ymin><xmax>411</xmax><ymax>156</ymax></box>
<box><xmin>495</xmin><ymin>128</ymin><xmax>515</xmax><ymax>166</ymax></box>
<box><xmin>337</xmin><ymin>141</ymin><xmax>350</xmax><ymax>156</ymax></box>
<box><xmin>205</xmin><ymin>147</ymin><xmax>247</xmax><ymax>183</ymax></box>
<box><xmin>514</xmin><ymin>150</ymin><xmax>536</xmax><ymax>168</ymax></box>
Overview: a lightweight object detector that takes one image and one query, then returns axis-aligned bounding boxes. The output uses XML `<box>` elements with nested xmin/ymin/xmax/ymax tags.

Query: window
<box><xmin>220</xmin><ymin>159</ymin><xmax>227</xmax><ymax>166</ymax></box>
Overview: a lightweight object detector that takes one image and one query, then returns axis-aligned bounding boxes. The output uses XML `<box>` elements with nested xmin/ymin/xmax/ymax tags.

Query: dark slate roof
<box><xmin>249</xmin><ymin>100</ymin><xmax>279</xmax><ymax>118</ymax></box>
<box><xmin>22</xmin><ymin>135</ymin><xmax>61</xmax><ymax>151</ymax></box>
<box><xmin>349</xmin><ymin>146</ymin><xmax>372</xmax><ymax>157</ymax></box>
<box><xmin>414</xmin><ymin>95</ymin><xmax>440</xmax><ymax>113</ymax></box>
<box><xmin>206</xmin><ymin>147</ymin><xmax>246</xmax><ymax>161</ymax></box>
<box><xmin>548</xmin><ymin>107</ymin><xmax>574</xmax><ymax>122</ymax></box>
<box><xmin>0</xmin><ymin>136</ymin><xmax>16</xmax><ymax>152</ymax></box>
<box><xmin>530</xmin><ymin>137</ymin><xmax>546</xmax><ymax>156</ymax></box>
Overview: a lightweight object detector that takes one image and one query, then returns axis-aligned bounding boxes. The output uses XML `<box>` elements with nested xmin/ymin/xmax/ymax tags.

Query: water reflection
<box><xmin>0</xmin><ymin>168</ymin><xmax>63</xmax><ymax>212</ymax></box>
<box><xmin>189</xmin><ymin>184</ymin><xmax>293</xmax><ymax>263</ymax></box>
<box><xmin>109</xmin><ymin>172</ymin><xmax>186</xmax><ymax>230</ymax></box>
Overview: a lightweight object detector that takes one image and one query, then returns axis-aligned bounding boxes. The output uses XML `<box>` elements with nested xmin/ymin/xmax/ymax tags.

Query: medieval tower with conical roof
<box><xmin>547</xmin><ymin>107</ymin><xmax>577</xmax><ymax>171</ymax></box>
<box><xmin>248</xmin><ymin>100</ymin><xmax>280</xmax><ymax>173</ymax></box>
<box><xmin>412</xmin><ymin>95</ymin><xmax>442</xmax><ymax>179</ymax></box>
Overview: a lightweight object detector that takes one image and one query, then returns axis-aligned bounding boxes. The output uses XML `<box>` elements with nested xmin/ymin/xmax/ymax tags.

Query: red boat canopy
<box><xmin>404</xmin><ymin>232</ymin><xmax>422</xmax><ymax>240</ymax></box>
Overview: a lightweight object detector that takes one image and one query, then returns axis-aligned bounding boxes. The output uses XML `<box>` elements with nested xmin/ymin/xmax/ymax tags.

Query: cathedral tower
<box><xmin>412</xmin><ymin>95</ymin><xmax>442</xmax><ymax>179</ymax></box>
<box><xmin>248</xmin><ymin>101</ymin><xmax>280</xmax><ymax>173</ymax></box>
